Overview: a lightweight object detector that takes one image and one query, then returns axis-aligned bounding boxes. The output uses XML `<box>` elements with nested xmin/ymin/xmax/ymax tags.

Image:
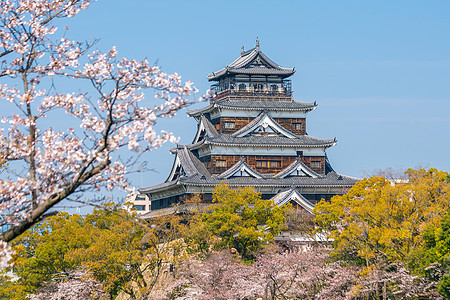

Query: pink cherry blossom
<box><xmin>0</xmin><ymin>0</ymin><xmax>201</xmax><ymax>265</ymax></box>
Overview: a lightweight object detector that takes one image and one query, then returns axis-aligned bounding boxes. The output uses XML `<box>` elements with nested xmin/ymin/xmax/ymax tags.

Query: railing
<box><xmin>213</xmin><ymin>89</ymin><xmax>293</xmax><ymax>101</ymax></box>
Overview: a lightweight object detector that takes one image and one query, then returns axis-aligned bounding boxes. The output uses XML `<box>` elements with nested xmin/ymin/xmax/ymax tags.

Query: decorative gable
<box><xmin>284</xmin><ymin>164</ymin><xmax>318</xmax><ymax>178</ymax></box>
<box><xmin>274</xmin><ymin>158</ymin><xmax>321</xmax><ymax>179</ymax></box>
<box><xmin>217</xmin><ymin>158</ymin><xmax>264</xmax><ymax>179</ymax></box>
<box><xmin>233</xmin><ymin>113</ymin><xmax>297</xmax><ymax>139</ymax></box>
<box><xmin>271</xmin><ymin>188</ymin><xmax>315</xmax><ymax>214</ymax></box>
<box><xmin>227</xmin><ymin>165</ymin><xmax>261</xmax><ymax>179</ymax></box>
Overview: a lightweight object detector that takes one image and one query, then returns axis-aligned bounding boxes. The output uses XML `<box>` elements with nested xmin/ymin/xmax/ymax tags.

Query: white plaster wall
<box><xmin>198</xmin><ymin>145</ymin><xmax>326</xmax><ymax>157</ymax></box>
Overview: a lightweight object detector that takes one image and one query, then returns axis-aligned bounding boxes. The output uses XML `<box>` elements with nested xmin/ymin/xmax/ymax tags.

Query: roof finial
<box><xmin>241</xmin><ymin>44</ymin><xmax>244</xmax><ymax>54</ymax></box>
<box><xmin>256</xmin><ymin>37</ymin><xmax>260</xmax><ymax>50</ymax></box>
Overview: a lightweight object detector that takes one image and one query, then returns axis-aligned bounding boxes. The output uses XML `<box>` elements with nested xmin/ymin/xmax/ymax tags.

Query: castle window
<box><xmin>256</xmin><ymin>160</ymin><xmax>281</xmax><ymax>168</ymax></box>
<box><xmin>270</xmin><ymin>161</ymin><xmax>281</xmax><ymax>168</ymax></box>
<box><xmin>292</xmin><ymin>123</ymin><xmax>303</xmax><ymax>131</ymax></box>
<box><xmin>224</xmin><ymin>122</ymin><xmax>235</xmax><ymax>129</ymax></box>
<box><xmin>133</xmin><ymin>205</ymin><xmax>146</xmax><ymax>211</ymax></box>
<box><xmin>216</xmin><ymin>160</ymin><xmax>227</xmax><ymax>168</ymax></box>
<box><xmin>238</xmin><ymin>83</ymin><xmax>246</xmax><ymax>91</ymax></box>
<box><xmin>310</xmin><ymin>161</ymin><xmax>321</xmax><ymax>169</ymax></box>
<box><xmin>271</xmin><ymin>84</ymin><xmax>278</xmax><ymax>91</ymax></box>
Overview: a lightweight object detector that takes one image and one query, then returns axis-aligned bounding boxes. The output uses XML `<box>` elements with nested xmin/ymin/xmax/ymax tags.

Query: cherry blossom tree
<box><xmin>28</xmin><ymin>272</ymin><xmax>108</xmax><ymax>300</ymax></box>
<box><xmin>0</xmin><ymin>0</ymin><xmax>200</xmax><ymax>244</ymax></box>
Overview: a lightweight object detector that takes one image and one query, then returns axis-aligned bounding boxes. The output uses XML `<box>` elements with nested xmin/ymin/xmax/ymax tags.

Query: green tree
<box><xmin>202</xmin><ymin>183</ymin><xmax>288</xmax><ymax>260</ymax></box>
<box><xmin>0</xmin><ymin>205</ymin><xmax>149</xmax><ymax>299</ymax></box>
<box><xmin>0</xmin><ymin>213</ymin><xmax>87</xmax><ymax>299</ymax></box>
<box><xmin>314</xmin><ymin>168</ymin><xmax>450</xmax><ymax>266</ymax></box>
<box><xmin>408</xmin><ymin>211</ymin><xmax>450</xmax><ymax>297</ymax></box>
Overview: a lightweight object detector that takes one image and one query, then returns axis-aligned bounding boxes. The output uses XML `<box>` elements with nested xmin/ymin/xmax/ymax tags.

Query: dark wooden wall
<box><xmin>300</xmin><ymin>156</ymin><xmax>325</xmax><ymax>174</ymax></box>
<box><xmin>201</xmin><ymin>155</ymin><xmax>325</xmax><ymax>175</ymax></box>
<box><xmin>211</xmin><ymin>117</ymin><xmax>306</xmax><ymax>135</ymax></box>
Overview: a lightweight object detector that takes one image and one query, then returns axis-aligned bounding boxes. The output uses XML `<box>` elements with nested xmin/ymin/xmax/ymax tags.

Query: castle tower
<box><xmin>133</xmin><ymin>42</ymin><xmax>358</xmax><ymax>216</ymax></box>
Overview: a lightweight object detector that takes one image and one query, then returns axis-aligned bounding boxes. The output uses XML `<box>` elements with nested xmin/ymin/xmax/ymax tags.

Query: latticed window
<box><xmin>311</xmin><ymin>161</ymin><xmax>321</xmax><ymax>169</ymax></box>
<box><xmin>224</xmin><ymin>122</ymin><xmax>235</xmax><ymax>129</ymax></box>
<box><xmin>292</xmin><ymin>123</ymin><xmax>303</xmax><ymax>131</ymax></box>
<box><xmin>216</xmin><ymin>160</ymin><xmax>227</xmax><ymax>167</ymax></box>
<box><xmin>256</xmin><ymin>161</ymin><xmax>281</xmax><ymax>168</ymax></box>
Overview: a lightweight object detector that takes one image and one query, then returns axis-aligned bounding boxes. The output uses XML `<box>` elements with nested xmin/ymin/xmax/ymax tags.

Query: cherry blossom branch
<box><xmin>0</xmin><ymin>0</ymin><xmax>202</xmax><ymax>247</ymax></box>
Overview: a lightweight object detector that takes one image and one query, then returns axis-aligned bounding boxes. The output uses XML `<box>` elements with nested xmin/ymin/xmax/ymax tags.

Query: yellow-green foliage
<box><xmin>314</xmin><ymin>168</ymin><xmax>450</xmax><ymax>265</ymax></box>
<box><xmin>0</xmin><ymin>205</ymin><xmax>148</xmax><ymax>299</ymax></box>
<box><xmin>202</xmin><ymin>183</ymin><xmax>288</xmax><ymax>260</ymax></box>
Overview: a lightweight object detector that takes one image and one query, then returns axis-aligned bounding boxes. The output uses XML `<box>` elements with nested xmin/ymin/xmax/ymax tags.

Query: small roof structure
<box><xmin>271</xmin><ymin>188</ymin><xmax>315</xmax><ymax>213</ymax></box>
<box><xmin>207</xmin><ymin>40</ymin><xmax>295</xmax><ymax>81</ymax></box>
<box><xmin>166</xmin><ymin>146</ymin><xmax>210</xmax><ymax>182</ymax></box>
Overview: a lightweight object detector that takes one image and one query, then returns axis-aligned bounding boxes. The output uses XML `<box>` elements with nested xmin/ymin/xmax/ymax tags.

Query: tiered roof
<box><xmin>137</xmin><ymin>42</ymin><xmax>359</xmax><ymax>213</ymax></box>
<box><xmin>207</xmin><ymin>40</ymin><xmax>295</xmax><ymax>81</ymax></box>
<box><xmin>186</xmin><ymin>115</ymin><xmax>336</xmax><ymax>149</ymax></box>
<box><xmin>187</xmin><ymin>99</ymin><xmax>317</xmax><ymax>117</ymax></box>
<box><xmin>139</xmin><ymin>145</ymin><xmax>359</xmax><ymax>196</ymax></box>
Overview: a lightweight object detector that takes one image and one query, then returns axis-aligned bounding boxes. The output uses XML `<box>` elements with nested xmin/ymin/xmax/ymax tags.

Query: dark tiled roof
<box><xmin>163</xmin><ymin>145</ymin><xmax>211</xmax><ymax>184</ymax></box>
<box><xmin>228</xmin><ymin>68</ymin><xmax>295</xmax><ymax>76</ymax></box>
<box><xmin>178</xmin><ymin>171</ymin><xmax>359</xmax><ymax>188</ymax></box>
<box><xmin>192</xmin><ymin>134</ymin><xmax>336</xmax><ymax>148</ymax></box>
<box><xmin>139</xmin><ymin>151</ymin><xmax>358</xmax><ymax>195</ymax></box>
<box><xmin>207</xmin><ymin>44</ymin><xmax>295</xmax><ymax>81</ymax></box>
<box><xmin>138</xmin><ymin>179</ymin><xmax>179</xmax><ymax>193</ymax></box>
<box><xmin>187</xmin><ymin>103</ymin><xmax>214</xmax><ymax>116</ymax></box>
<box><xmin>186</xmin><ymin>148</ymin><xmax>211</xmax><ymax>177</ymax></box>
<box><xmin>200</xmin><ymin>115</ymin><xmax>219</xmax><ymax>137</ymax></box>
<box><xmin>187</xmin><ymin>99</ymin><xmax>317</xmax><ymax>117</ymax></box>
<box><xmin>214</xmin><ymin>99</ymin><xmax>317</xmax><ymax>111</ymax></box>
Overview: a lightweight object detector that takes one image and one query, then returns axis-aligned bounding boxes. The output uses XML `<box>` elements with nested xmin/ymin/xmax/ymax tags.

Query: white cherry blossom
<box><xmin>0</xmin><ymin>0</ymin><xmax>202</xmax><ymax>267</ymax></box>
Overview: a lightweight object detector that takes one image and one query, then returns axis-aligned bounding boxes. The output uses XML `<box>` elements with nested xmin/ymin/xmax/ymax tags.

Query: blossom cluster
<box><xmin>0</xmin><ymin>0</ymin><xmax>200</xmax><ymax>256</ymax></box>
<box><xmin>166</xmin><ymin>249</ymin><xmax>442</xmax><ymax>300</ymax></box>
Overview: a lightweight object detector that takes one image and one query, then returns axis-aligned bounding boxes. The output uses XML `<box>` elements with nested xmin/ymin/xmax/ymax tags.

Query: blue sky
<box><xmin>64</xmin><ymin>0</ymin><xmax>450</xmax><ymax>192</ymax></box>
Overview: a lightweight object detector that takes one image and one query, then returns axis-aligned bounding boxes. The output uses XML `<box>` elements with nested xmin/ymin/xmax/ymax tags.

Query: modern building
<box><xmin>133</xmin><ymin>41</ymin><xmax>358</xmax><ymax>216</ymax></box>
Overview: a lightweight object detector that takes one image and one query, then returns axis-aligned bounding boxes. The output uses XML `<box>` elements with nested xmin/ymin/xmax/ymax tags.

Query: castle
<box><xmin>131</xmin><ymin>41</ymin><xmax>358</xmax><ymax>216</ymax></box>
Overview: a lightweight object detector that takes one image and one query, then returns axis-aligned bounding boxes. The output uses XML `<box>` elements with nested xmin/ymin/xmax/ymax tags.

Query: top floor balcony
<box><xmin>211</xmin><ymin>80</ymin><xmax>293</xmax><ymax>101</ymax></box>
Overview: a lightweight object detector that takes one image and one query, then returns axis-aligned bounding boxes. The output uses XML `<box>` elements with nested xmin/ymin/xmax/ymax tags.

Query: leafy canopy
<box><xmin>1</xmin><ymin>205</ymin><xmax>149</xmax><ymax>299</ymax></box>
<box><xmin>314</xmin><ymin>168</ymin><xmax>450</xmax><ymax>265</ymax></box>
<box><xmin>202</xmin><ymin>183</ymin><xmax>288</xmax><ymax>260</ymax></box>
